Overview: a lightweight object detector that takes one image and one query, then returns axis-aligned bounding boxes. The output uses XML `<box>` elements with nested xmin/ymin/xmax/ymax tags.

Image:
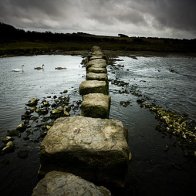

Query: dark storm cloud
<box><xmin>134</xmin><ymin>0</ymin><xmax>196</xmax><ymax>32</ymax></box>
<box><xmin>0</xmin><ymin>0</ymin><xmax>196</xmax><ymax>38</ymax></box>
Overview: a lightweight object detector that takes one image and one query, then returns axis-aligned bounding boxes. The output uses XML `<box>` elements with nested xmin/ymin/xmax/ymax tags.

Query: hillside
<box><xmin>0</xmin><ymin>22</ymin><xmax>196</xmax><ymax>56</ymax></box>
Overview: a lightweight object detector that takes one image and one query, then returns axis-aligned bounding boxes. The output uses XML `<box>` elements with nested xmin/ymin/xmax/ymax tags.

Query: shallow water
<box><xmin>0</xmin><ymin>55</ymin><xmax>84</xmax><ymax>133</ymax></box>
<box><xmin>113</xmin><ymin>56</ymin><xmax>196</xmax><ymax>121</ymax></box>
<box><xmin>0</xmin><ymin>55</ymin><xmax>195</xmax><ymax>195</ymax></box>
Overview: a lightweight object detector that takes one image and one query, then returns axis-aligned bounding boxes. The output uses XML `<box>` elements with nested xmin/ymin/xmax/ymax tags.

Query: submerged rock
<box><xmin>81</xmin><ymin>93</ymin><xmax>111</xmax><ymax>118</ymax></box>
<box><xmin>40</xmin><ymin>116</ymin><xmax>130</xmax><ymax>187</ymax></box>
<box><xmin>50</xmin><ymin>107</ymin><xmax>64</xmax><ymax>118</ymax></box>
<box><xmin>32</xmin><ymin>171</ymin><xmax>111</xmax><ymax>196</ymax></box>
<box><xmin>1</xmin><ymin>141</ymin><xmax>14</xmax><ymax>153</ymax></box>
<box><xmin>141</xmin><ymin>101</ymin><xmax>196</xmax><ymax>142</ymax></box>
<box><xmin>16</xmin><ymin>123</ymin><xmax>26</xmax><ymax>132</ymax></box>
<box><xmin>26</xmin><ymin>98</ymin><xmax>39</xmax><ymax>107</ymax></box>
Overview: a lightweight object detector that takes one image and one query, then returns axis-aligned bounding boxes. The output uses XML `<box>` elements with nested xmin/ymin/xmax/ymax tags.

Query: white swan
<box><xmin>34</xmin><ymin>64</ymin><xmax>44</xmax><ymax>70</ymax></box>
<box><xmin>55</xmin><ymin>67</ymin><xmax>67</xmax><ymax>70</ymax></box>
<box><xmin>12</xmin><ymin>65</ymin><xmax>24</xmax><ymax>72</ymax></box>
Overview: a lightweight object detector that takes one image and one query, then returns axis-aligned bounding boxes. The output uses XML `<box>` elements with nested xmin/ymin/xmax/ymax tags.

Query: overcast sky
<box><xmin>0</xmin><ymin>0</ymin><xmax>196</xmax><ymax>39</ymax></box>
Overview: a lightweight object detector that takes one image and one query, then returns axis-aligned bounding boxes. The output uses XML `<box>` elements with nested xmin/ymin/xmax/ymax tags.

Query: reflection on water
<box><xmin>0</xmin><ymin>55</ymin><xmax>84</xmax><ymax>132</ymax></box>
<box><xmin>112</xmin><ymin>56</ymin><xmax>196</xmax><ymax>121</ymax></box>
<box><xmin>108</xmin><ymin>56</ymin><xmax>196</xmax><ymax>195</ymax></box>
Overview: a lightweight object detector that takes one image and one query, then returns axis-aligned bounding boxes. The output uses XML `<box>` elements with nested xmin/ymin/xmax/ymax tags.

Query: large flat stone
<box><xmin>87</xmin><ymin>63</ymin><xmax>107</xmax><ymax>69</ymax></box>
<box><xmin>81</xmin><ymin>93</ymin><xmax>111</xmax><ymax>118</ymax></box>
<box><xmin>86</xmin><ymin>72</ymin><xmax>108</xmax><ymax>81</ymax></box>
<box><xmin>87</xmin><ymin>59</ymin><xmax>107</xmax><ymax>67</ymax></box>
<box><xmin>40</xmin><ymin>116</ymin><xmax>130</xmax><ymax>187</ymax></box>
<box><xmin>87</xmin><ymin>67</ymin><xmax>107</xmax><ymax>73</ymax></box>
<box><xmin>79</xmin><ymin>80</ymin><xmax>108</xmax><ymax>95</ymax></box>
<box><xmin>32</xmin><ymin>171</ymin><xmax>111</xmax><ymax>196</ymax></box>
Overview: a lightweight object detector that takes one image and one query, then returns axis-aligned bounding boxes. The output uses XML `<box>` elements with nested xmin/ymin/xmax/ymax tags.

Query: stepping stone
<box><xmin>32</xmin><ymin>171</ymin><xmax>111</xmax><ymax>196</ymax></box>
<box><xmin>40</xmin><ymin>116</ymin><xmax>130</xmax><ymax>187</ymax></box>
<box><xmin>86</xmin><ymin>72</ymin><xmax>108</xmax><ymax>81</ymax></box>
<box><xmin>87</xmin><ymin>59</ymin><xmax>107</xmax><ymax>67</ymax></box>
<box><xmin>81</xmin><ymin>93</ymin><xmax>111</xmax><ymax>118</ymax></box>
<box><xmin>89</xmin><ymin>55</ymin><xmax>106</xmax><ymax>61</ymax></box>
<box><xmin>87</xmin><ymin>67</ymin><xmax>107</xmax><ymax>73</ymax></box>
<box><xmin>79</xmin><ymin>80</ymin><xmax>108</xmax><ymax>95</ymax></box>
<box><xmin>87</xmin><ymin>63</ymin><xmax>107</xmax><ymax>69</ymax></box>
<box><xmin>92</xmin><ymin>51</ymin><xmax>104</xmax><ymax>56</ymax></box>
<box><xmin>91</xmin><ymin>46</ymin><xmax>101</xmax><ymax>52</ymax></box>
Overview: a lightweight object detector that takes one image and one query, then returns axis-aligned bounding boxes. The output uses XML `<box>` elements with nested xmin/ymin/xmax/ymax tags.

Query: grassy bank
<box><xmin>0</xmin><ymin>22</ymin><xmax>196</xmax><ymax>56</ymax></box>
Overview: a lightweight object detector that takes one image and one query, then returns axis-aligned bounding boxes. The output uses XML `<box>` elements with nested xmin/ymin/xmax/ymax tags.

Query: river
<box><xmin>0</xmin><ymin>54</ymin><xmax>195</xmax><ymax>195</ymax></box>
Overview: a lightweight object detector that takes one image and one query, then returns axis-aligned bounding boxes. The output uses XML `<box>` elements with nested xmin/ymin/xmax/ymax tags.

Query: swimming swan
<box><xmin>55</xmin><ymin>67</ymin><xmax>67</xmax><ymax>70</ymax></box>
<box><xmin>12</xmin><ymin>65</ymin><xmax>24</xmax><ymax>72</ymax></box>
<box><xmin>34</xmin><ymin>64</ymin><xmax>44</xmax><ymax>70</ymax></box>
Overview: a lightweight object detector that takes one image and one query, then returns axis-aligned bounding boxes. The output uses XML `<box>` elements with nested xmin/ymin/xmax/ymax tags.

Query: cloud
<box><xmin>0</xmin><ymin>0</ymin><xmax>195</xmax><ymax>38</ymax></box>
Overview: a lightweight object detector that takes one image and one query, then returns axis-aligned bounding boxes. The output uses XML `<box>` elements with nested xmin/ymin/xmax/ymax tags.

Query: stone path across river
<box><xmin>32</xmin><ymin>46</ymin><xmax>131</xmax><ymax>196</ymax></box>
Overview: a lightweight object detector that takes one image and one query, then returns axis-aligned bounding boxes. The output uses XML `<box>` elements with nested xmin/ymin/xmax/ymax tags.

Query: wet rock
<box><xmin>142</xmin><ymin>102</ymin><xmax>196</xmax><ymax>142</ymax></box>
<box><xmin>64</xmin><ymin>105</ymin><xmax>71</xmax><ymax>113</ymax></box>
<box><xmin>2</xmin><ymin>136</ymin><xmax>14</xmax><ymax>143</ymax></box>
<box><xmin>36</xmin><ymin>108</ymin><xmax>48</xmax><ymax>115</ymax></box>
<box><xmin>16</xmin><ymin>123</ymin><xmax>26</xmax><ymax>132</ymax></box>
<box><xmin>86</xmin><ymin>72</ymin><xmax>108</xmax><ymax>81</ymax></box>
<box><xmin>92</xmin><ymin>51</ymin><xmax>104</xmax><ymax>56</ymax></box>
<box><xmin>79</xmin><ymin>80</ymin><xmax>108</xmax><ymax>95</ymax></box>
<box><xmin>32</xmin><ymin>171</ymin><xmax>111</xmax><ymax>196</ymax></box>
<box><xmin>21</xmin><ymin>113</ymin><xmax>31</xmax><ymax>120</ymax></box>
<box><xmin>40</xmin><ymin>116</ymin><xmax>130</xmax><ymax>187</ymax></box>
<box><xmin>136</xmin><ymin>99</ymin><xmax>146</xmax><ymax>105</ymax></box>
<box><xmin>81</xmin><ymin>93</ymin><xmax>111</xmax><ymax>118</ymax></box>
<box><xmin>50</xmin><ymin>107</ymin><xmax>64</xmax><ymax>118</ymax></box>
<box><xmin>26</xmin><ymin>98</ymin><xmax>39</xmax><ymax>107</ymax></box>
<box><xmin>87</xmin><ymin>67</ymin><xmax>107</xmax><ymax>73</ymax></box>
<box><xmin>27</xmin><ymin>107</ymin><xmax>37</xmax><ymax>113</ymax></box>
<box><xmin>30</xmin><ymin>116</ymin><xmax>39</xmax><ymax>121</ymax></box>
<box><xmin>51</xmin><ymin>103</ymin><xmax>57</xmax><ymax>108</ymax></box>
<box><xmin>92</xmin><ymin>45</ymin><xmax>101</xmax><ymax>51</ymax></box>
<box><xmin>120</xmin><ymin>101</ymin><xmax>131</xmax><ymax>107</ymax></box>
<box><xmin>2</xmin><ymin>141</ymin><xmax>14</xmax><ymax>153</ymax></box>
<box><xmin>169</xmin><ymin>68</ymin><xmax>178</xmax><ymax>74</ymax></box>
<box><xmin>63</xmin><ymin>110</ymin><xmax>70</xmax><ymax>117</ymax></box>
<box><xmin>42</xmin><ymin>100</ymin><xmax>50</xmax><ymax>107</ymax></box>
<box><xmin>17</xmin><ymin>150</ymin><xmax>29</xmax><ymax>159</ymax></box>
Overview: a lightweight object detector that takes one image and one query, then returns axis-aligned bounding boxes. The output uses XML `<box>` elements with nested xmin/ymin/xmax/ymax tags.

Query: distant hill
<box><xmin>0</xmin><ymin>22</ymin><xmax>196</xmax><ymax>55</ymax></box>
